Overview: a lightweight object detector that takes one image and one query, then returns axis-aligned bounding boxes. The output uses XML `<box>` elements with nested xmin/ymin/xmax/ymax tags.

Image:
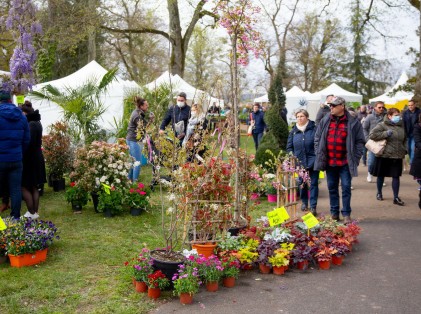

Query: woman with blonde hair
<box><xmin>183</xmin><ymin>103</ymin><xmax>208</xmax><ymax>162</ymax></box>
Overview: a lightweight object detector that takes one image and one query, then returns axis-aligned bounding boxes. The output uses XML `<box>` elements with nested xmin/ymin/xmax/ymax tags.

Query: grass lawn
<box><xmin>0</xmin><ymin>135</ymin><xmax>273</xmax><ymax>313</ymax></box>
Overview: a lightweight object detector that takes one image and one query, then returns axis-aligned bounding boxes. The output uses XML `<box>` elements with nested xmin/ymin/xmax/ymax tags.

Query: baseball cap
<box><xmin>329</xmin><ymin>96</ymin><xmax>346</xmax><ymax>106</ymax></box>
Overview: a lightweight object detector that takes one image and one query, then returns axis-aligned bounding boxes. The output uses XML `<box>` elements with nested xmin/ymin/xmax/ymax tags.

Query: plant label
<box><xmin>301</xmin><ymin>212</ymin><xmax>319</xmax><ymax>229</ymax></box>
<box><xmin>275</xmin><ymin>206</ymin><xmax>289</xmax><ymax>221</ymax></box>
<box><xmin>267</xmin><ymin>207</ymin><xmax>288</xmax><ymax>226</ymax></box>
<box><xmin>0</xmin><ymin>217</ymin><xmax>6</xmax><ymax>230</ymax></box>
<box><xmin>102</xmin><ymin>183</ymin><xmax>111</xmax><ymax>195</ymax></box>
<box><xmin>16</xmin><ymin>95</ymin><xmax>25</xmax><ymax>104</ymax></box>
<box><xmin>319</xmin><ymin>171</ymin><xmax>325</xmax><ymax>179</ymax></box>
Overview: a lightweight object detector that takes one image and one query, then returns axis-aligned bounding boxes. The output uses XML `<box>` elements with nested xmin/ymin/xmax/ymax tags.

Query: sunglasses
<box><xmin>329</xmin><ymin>103</ymin><xmax>342</xmax><ymax>108</ymax></box>
<box><xmin>377</xmin><ymin>107</ymin><xmax>385</xmax><ymax>109</ymax></box>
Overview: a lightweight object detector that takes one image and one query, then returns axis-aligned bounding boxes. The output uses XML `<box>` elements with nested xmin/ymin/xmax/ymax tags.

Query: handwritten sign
<box><xmin>267</xmin><ymin>207</ymin><xmax>289</xmax><ymax>226</ymax></box>
<box><xmin>102</xmin><ymin>183</ymin><xmax>111</xmax><ymax>195</ymax></box>
<box><xmin>16</xmin><ymin>95</ymin><xmax>25</xmax><ymax>104</ymax></box>
<box><xmin>301</xmin><ymin>212</ymin><xmax>319</xmax><ymax>229</ymax></box>
<box><xmin>0</xmin><ymin>217</ymin><xmax>6</xmax><ymax>231</ymax></box>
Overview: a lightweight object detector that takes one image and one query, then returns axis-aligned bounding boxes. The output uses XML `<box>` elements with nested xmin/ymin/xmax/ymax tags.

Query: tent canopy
<box><xmin>27</xmin><ymin>61</ymin><xmax>141</xmax><ymax>134</ymax></box>
<box><xmin>144</xmin><ymin>71</ymin><xmax>224</xmax><ymax>109</ymax></box>
<box><xmin>369</xmin><ymin>72</ymin><xmax>413</xmax><ymax>110</ymax></box>
<box><xmin>312</xmin><ymin>83</ymin><xmax>363</xmax><ymax>103</ymax></box>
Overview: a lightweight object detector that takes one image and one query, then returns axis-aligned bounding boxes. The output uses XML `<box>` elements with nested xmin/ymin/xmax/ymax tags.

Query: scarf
<box><xmin>296</xmin><ymin>121</ymin><xmax>308</xmax><ymax>133</ymax></box>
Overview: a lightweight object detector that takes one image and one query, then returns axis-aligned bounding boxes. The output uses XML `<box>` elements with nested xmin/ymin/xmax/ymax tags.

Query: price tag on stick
<box><xmin>301</xmin><ymin>212</ymin><xmax>319</xmax><ymax>229</ymax></box>
<box><xmin>0</xmin><ymin>217</ymin><xmax>7</xmax><ymax>231</ymax></box>
<box><xmin>267</xmin><ymin>206</ymin><xmax>289</xmax><ymax>226</ymax></box>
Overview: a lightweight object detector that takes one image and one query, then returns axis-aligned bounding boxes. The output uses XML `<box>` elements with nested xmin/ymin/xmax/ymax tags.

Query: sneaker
<box><xmin>310</xmin><ymin>208</ymin><xmax>317</xmax><ymax>216</ymax></box>
<box><xmin>343</xmin><ymin>216</ymin><xmax>352</xmax><ymax>225</ymax></box>
<box><xmin>23</xmin><ymin>211</ymin><xmax>37</xmax><ymax>219</ymax></box>
<box><xmin>376</xmin><ymin>193</ymin><xmax>383</xmax><ymax>201</ymax></box>
<box><xmin>33</xmin><ymin>212</ymin><xmax>40</xmax><ymax>219</ymax></box>
<box><xmin>383</xmin><ymin>182</ymin><xmax>386</xmax><ymax>187</ymax></box>
<box><xmin>367</xmin><ymin>174</ymin><xmax>372</xmax><ymax>183</ymax></box>
<box><xmin>393</xmin><ymin>197</ymin><xmax>404</xmax><ymax>206</ymax></box>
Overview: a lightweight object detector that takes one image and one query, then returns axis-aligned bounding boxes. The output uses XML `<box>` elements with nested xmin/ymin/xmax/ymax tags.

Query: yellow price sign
<box><xmin>319</xmin><ymin>171</ymin><xmax>325</xmax><ymax>179</ymax></box>
<box><xmin>16</xmin><ymin>95</ymin><xmax>25</xmax><ymax>104</ymax></box>
<box><xmin>301</xmin><ymin>212</ymin><xmax>319</xmax><ymax>229</ymax></box>
<box><xmin>102</xmin><ymin>183</ymin><xmax>111</xmax><ymax>195</ymax></box>
<box><xmin>0</xmin><ymin>217</ymin><xmax>6</xmax><ymax>231</ymax></box>
<box><xmin>267</xmin><ymin>207</ymin><xmax>289</xmax><ymax>226</ymax></box>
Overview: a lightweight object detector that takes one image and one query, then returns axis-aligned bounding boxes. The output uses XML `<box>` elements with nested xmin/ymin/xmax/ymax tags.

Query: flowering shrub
<box><xmin>127</xmin><ymin>182</ymin><xmax>150</xmax><ymax>208</ymax></box>
<box><xmin>147</xmin><ymin>270</ymin><xmax>170</xmax><ymax>289</ymax></box>
<box><xmin>65</xmin><ymin>182</ymin><xmax>89</xmax><ymax>206</ymax></box>
<box><xmin>172</xmin><ymin>264</ymin><xmax>201</xmax><ymax>296</ymax></box>
<box><xmin>221</xmin><ymin>255</ymin><xmax>241</xmax><ymax>278</ymax></box>
<box><xmin>1</xmin><ymin>217</ymin><xmax>59</xmax><ymax>256</ymax></box>
<box><xmin>42</xmin><ymin>121</ymin><xmax>73</xmax><ymax>180</ymax></box>
<box><xmin>70</xmin><ymin>140</ymin><xmax>133</xmax><ymax>193</ymax></box>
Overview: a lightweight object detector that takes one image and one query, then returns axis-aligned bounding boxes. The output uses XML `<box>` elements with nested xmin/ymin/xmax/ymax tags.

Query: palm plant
<box><xmin>30</xmin><ymin>69</ymin><xmax>117</xmax><ymax>145</ymax></box>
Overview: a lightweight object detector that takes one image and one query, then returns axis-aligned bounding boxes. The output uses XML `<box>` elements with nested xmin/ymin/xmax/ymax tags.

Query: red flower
<box><xmin>70</xmin><ymin>182</ymin><xmax>76</xmax><ymax>187</ymax></box>
<box><xmin>129</xmin><ymin>188</ymin><xmax>135</xmax><ymax>193</ymax></box>
<box><xmin>139</xmin><ymin>191</ymin><xmax>146</xmax><ymax>195</ymax></box>
<box><xmin>137</xmin><ymin>183</ymin><xmax>145</xmax><ymax>189</ymax></box>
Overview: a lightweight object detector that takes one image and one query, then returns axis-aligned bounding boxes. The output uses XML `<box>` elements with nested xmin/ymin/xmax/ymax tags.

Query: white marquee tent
<box><xmin>144</xmin><ymin>71</ymin><xmax>224</xmax><ymax>110</ymax></box>
<box><xmin>369</xmin><ymin>72</ymin><xmax>413</xmax><ymax>108</ymax></box>
<box><xmin>27</xmin><ymin>61</ymin><xmax>141</xmax><ymax>134</ymax></box>
<box><xmin>311</xmin><ymin>83</ymin><xmax>363</xmax><ymax>103</ymax></box>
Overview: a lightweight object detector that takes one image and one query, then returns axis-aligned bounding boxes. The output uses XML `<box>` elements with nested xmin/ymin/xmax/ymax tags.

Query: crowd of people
<box><xmin>1</xmin><ymin>81</ymin><xmax>420</xmax><ymax>222</ymax></box>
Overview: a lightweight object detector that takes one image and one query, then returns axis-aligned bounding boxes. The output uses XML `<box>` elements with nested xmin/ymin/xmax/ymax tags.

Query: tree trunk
<box><xmin>168</xmin><ymin>0</ymin><xmax>184</xmax><ymax>76</ymax></box>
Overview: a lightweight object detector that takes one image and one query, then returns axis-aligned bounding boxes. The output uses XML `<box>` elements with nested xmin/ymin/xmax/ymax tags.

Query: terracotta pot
<box><xmin>273</xmin><ymin>266</ymin><xmax>286</xmax><ymax>275</ymax></box>
<box><xmin>135</xmin><ymin>281</ymin><xmax>148</xmax><ymax>293</ymax></box>
<box><xmin>296</xmin><ymin>260</ymin><xmax>309</xmax><ymax>270</ymax></box>
<box><xmin>242</xmin><ymin>264</ymin><xmax>254</xmax><ymax>271</ymax></box>
<box><xmin>132</xmin><ymin>277</ymin><xmax>136</xmax><ymax>286</ymax></box>
<box><xmin>9</xmin><ymin>248</ymin><xmax>48</xmax><ymax>268</ymax></box>
<box><xmin>192</xmin><ymin>243</ymin><xmax>217</xmax><ymax>258</ymax></box>
<box><xmin>332</xmin><ymin>255</ymin><xmax>344</xmax><ymax>266</ymax></box>
<box><xmin>267</xmin><ymin>194</ymin><xmax>277</xmax><ymax>203</ymax></box>
<box><xmin>259</xmin><ymin>263</ymin><xmax>271</xmax><ymax>274</ymax></box>
<box><xmin>206</xmin><ymin>281</ymin><xmax>219</xmax><ymax>292</ymax></box>
<box><xmin>223</xmin><ymin>276</ymin><xmax>236</xmax><ymax>288</ymax></box>
<box><xmin>318</xmin><ymin>260</ymin><xmax>331</xmax><ymax>270</ymax></box>
<box><xmin>148</xmin><ymin>287</ymin><xmax>161</xmax><ymax>299</ymax></box>
<box><xmin>179</xmin><ymin>293</ymin><xmax>194</xmax><ymax>304</ymax></box>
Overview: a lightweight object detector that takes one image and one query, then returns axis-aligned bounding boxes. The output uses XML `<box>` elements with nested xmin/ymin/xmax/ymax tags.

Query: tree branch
<box><xmin>100</xmin><ymin>25</ymin><xmax>172</xmax><ymax>43</ymax></box>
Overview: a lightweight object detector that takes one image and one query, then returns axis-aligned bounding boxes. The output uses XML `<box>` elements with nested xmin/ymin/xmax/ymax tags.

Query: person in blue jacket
<box><xmin>250</xmin><ymin>103</ymin><xmax>266</xmax><ymax>151</ymax></box>
<box><xmin>286</xmin><ymin>109</ymin><xmax>319</xmax><ymax>216</ymax></box>
<box><xmin>0</xmin><ymin>84</ymin><xmax>30</xmax><ymax>219</ymax></box>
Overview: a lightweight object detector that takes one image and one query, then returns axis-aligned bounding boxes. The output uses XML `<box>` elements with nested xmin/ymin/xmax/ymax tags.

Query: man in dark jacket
<box><xmin>0</xmin><ymin>85</ymin><xmax>30</xmax><ymax>219</ymax></box>
<box><xmin>314</xmin><ymin>96</ymin><xmax>365</xmax><ymax>224</ymax></box>
<box><xmin>403</xmin><ymin>100</ymin><xmax>421</xmax><ymax>164</ymax></box>
<box><xmin>250</xmin><ymin>103</ymin><xmax>266</xmax><ymax>151</ymax></box>
<box><xmin>315</xmin><ymin>94</ymin><xmax>334</xmax><ymax>125</ymax></box>
<box><xmin>159</xmin><ymin>92</ymin><xmax>191</xmax><ymax>142</ymax></box>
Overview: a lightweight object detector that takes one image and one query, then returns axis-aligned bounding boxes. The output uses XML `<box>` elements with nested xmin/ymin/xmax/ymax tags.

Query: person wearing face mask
<box><xmin>159</xmin><ymin>92</ymin><xmax>191</xmax><ymax>142</ymax></box>
<box><xmin>369</xmin><ymin>108</ymin><xmax>407</xmax><ymax>205</ymax></box>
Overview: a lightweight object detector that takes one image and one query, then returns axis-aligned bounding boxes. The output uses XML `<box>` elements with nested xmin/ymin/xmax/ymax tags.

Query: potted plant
<box><xmin>126</xmin><ymin>182</ymin><xmax>150</xmax><ymax>216</ymax></box>
<box><xmin>314</xmin><ymin>243</ymin><xmax>337</xmax><ymax>270</ymax></box>
<box><xmin>132</xmin><ymin>248</ymin><xmax>154</xmax><ymax>293</ymax></box>
<box><xmin>3</xmin><ymin>217</ymin><xmax>59</xmax><ymax>267</ymax></box>
<box><xmin>195</xmin><ymin>255</ymin><xmax>224</xmax><ymax>292</ymax></box>
<box><xmin>220</xmin><ymin>255</ymin><xmax>241</xmax><ymax>288</ymax></box>
<box><xmin>291</xmin><ymin>244</ymin><xmax>314</xmax><ymax>270</ymax></box>
<box><xmin>42</xmin><ymin>121</ymin><xmax>72</xmax><ymax>191</ymax></box>
<box><xmin>262</xmin><ymin>173</ymin><xmax>278</xmax><ymax>202</ymax></box>
<box><xmin>172</xmin><ymin>264</ymin><xmax>201</xmax><ymax>304</ymax></box>
<box><xmin>256</xmin><ymin>239</ymin><xmax>279</xmax><ymax>274</ymax></box>
<box><xmin>232</xmin><ymin>238</ymin><xmax>259</xmax><ymax>269</ymax></box>
<box><xmin>65</xmin><ymin>182</ymin><xmax>89</xmax><ymax>213</ymax></box>
<box><xmin>146</xmin><ymin>270</ymin><xmax>170</xmax><ymax>299</ymax></box>
<box><xmin>98</xmin><ymin>185</ymin><xmax>125</xmax><ymax>217</ymax></box>
<box><xmin>330</xmin><ymin>238</ymin><xmax>350</xmax><ymax>265</ymax></box>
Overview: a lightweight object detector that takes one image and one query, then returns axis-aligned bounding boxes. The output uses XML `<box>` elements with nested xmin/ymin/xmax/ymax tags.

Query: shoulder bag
<box><xmin>365</xmin><ymin>139</ymin><xmax>387</xmax><ymax>155</ymax></box>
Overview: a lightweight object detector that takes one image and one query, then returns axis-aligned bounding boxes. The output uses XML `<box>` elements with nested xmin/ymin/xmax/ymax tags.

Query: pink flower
<box><xmin>138</xmin><ymin>183</ymin><xmax>145</xmax><ymax>189</ymax></box>
<box><xmin>139</xmin><ymin>191</ymin><xmax>146</xmax><ymax>195</ymax></box>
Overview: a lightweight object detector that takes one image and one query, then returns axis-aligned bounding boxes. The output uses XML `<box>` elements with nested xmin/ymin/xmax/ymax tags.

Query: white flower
<box><xmin>115</xmin><ymin>178</ymin><xmax>121</xmax><ymax>184</ymax></box>
<box><xmin>166</xmin><ymin>207</ymin><xmax>174</xmax><ymax>214</ymax></box>
<box><xmin>100</xmin><ymin>176</ymin><xmax>107</xmax><ymax>183</ymax></box>
<box><xmin>98</xmin><ymin>165</ymin><xmax>103</xmax><ymax>169</ymax></box>
<box><xmin>168</xmin><ymin>193</ymin><xmax>176</xmax><ymax>201</ymax></box>
<box><xmin>133</xmin><ymin>161</ymin><xmax>141</xmax><ymax>167</ymax></box>
<box><xmin>182</xmin><ymin>249</ymin><xmax>198</xmax><ymax>258</ymax></box>
<box><xmin>155</xmin><ymin>165</ymin><xmax>160</xmax><ymax>171</ymax></box>
<box><xmin>117</xmin><ymin>165</ymin><xmax>123</xmax><ymax>170</ymax></box>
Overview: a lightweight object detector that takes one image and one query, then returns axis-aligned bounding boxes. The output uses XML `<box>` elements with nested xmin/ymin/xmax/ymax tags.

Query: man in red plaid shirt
<box><xmin>314</xmin><ymin>96</ymin><xmax>365</xmax><ymax>224</ymax></box>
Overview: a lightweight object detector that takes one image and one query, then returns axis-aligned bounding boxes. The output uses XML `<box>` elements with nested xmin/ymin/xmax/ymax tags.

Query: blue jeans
<box><xmin>0</xmin><ymin>161</ymin><xmax>23</xmax><ymax>219</ymax></box>
<box><xmin>127</xmin><ymin>140</ymin><xmax>144</xmax><ymax>182</ymax></box>
<box><xmin>252</xmin><ymin>132</ymin><xmax>264</xmax><ymax>151</ymax></box>
<box><xmin>300</xmin><ymin>169</ymin><xmax>320</xmax><ymax>209</ymax></box>
<box><xmin>367</xmin><ymin>151</ymin><xmax>375</xmax><ymax>174</ymax></box>
<box><xmin>326</xmin><ymin>165</ymin><xmax>352</xmax><ymax>217</ymax></box>
<box><xmin>408</xmin><ymin>136</ymin><xmax>415</xmax><ymax>164</ymax></box>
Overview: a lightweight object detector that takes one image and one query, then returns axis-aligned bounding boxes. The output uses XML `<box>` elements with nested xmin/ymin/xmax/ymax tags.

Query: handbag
<box><xmin>365</xmin><ymin>139</ymin><xmax>387</xmax><ymax>155</ymax></box>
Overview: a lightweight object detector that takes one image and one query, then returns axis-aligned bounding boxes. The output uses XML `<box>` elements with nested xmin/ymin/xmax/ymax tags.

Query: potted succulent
<box><xmin>146</xmin><ymin>270</ymin><xmax>170</xmax><ymax>299</ymax></box>
<box><xmin>65</xmin><ymin>182</ymin><xmax>89</xmax><ymax>213</ymax></box>
<box><xmin>172</xmin><ymin>264</ymin><xmax>201</xmax><ymax>304</ymax></box>
<box><xmin>126</xmin><ymin>182</ymin><xmax>150</xmax><ymax>216</ymax></box>
<box><xmin>42</xmin><ymin>121</ymin><xmax>72</xmax><ymax>191</ymax></box>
